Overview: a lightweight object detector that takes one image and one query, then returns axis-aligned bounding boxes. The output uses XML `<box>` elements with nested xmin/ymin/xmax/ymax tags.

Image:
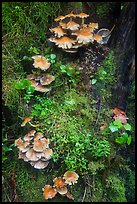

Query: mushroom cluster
<box><xmin>15</xmin><ymin>130</ymin><xmax>53</xmax><ymax>169</ymax></box>
<box><xmin>49</xmin><ymin>12</ymin><xmax>104</xmax><ymax>53</ymax></box>
<box><xmin>42</xmin><ymin>171</ymin><xmax>79</xmax><ymax>200</ymax></box>
<box><xmin>27</xmin><ymin>55</ymin><xmax>55</xmax><ymax>92</ymax></box>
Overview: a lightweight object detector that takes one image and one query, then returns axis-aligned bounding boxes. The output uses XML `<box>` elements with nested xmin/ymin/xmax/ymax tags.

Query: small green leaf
<box><xmin>115</xmin><ymin>137</ymin><xmax>125</xmax><ymax>144</ymax></box>
<box><xmin>109</xmin><ymin>124</ymin><xmax>118</xmax><ymax>132</ymax></box>
<box><xmin>113</xmin><ymin>119</ymin><xmax>122</xmax><ymax>128</ymax></box>
<box><xmin>51</xmin><ymin>59</ymin><xmax>55</xmax><ymax>63</ymax></box>
<box><xmin>91</xmin><ymin>79</ymin><xmax>97</xmax><ymax>85</ymax></box>
<box><xmin>23</xmin><ymin>56</ymin><xmax>32</xmax><ymax>61</ymax></box>
<box><xmin>26</xmin><ymin>86</ymin><xmax>35</xmax><ymax>94</ymax></box>
<box><xmin>60</xmin><ymin>65</ymin><xmax>66</xmax><ymax>70</ymax></box>
<box><xmin>124</xmin><ymin>123</ymin><xmax>131</xmax><ymax>131</ymax></box>
<box><xmin>127</xmin><ymin>135</ymin><xmax>132</xmax><ymax>145</ymax></box>
<box><xmin>50</xmin><ymin>54</ymin><xmax>56</xmax><ymax>59</ymax></box>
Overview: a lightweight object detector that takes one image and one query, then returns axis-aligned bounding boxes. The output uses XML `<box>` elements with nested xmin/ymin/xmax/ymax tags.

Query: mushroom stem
<box><xmin>28</xmin><ymin>121</ymin><xmax>40</xmax><ymax>127</ymax></box>
<box><xmin>82</xmin><ymin>18</ymin><xmax>84</xmax><ymax>25</ymax></box>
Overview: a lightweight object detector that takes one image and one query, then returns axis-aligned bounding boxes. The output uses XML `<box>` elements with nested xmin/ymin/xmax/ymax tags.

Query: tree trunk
<box><xmin>110</xmin><ymin>2</ymin><xmax>135</xmax><ymax>110</ymax></box>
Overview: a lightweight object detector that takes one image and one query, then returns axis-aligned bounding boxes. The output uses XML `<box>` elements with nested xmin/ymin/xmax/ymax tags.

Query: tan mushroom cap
<box><xmin>31</xmin><ymin>160</ymin><xmax>49</xmax><ymax>169</ymax></box>
<box><xmin>40</xmin><ymin>138</ymin><xmax>50</xmax><ymax>149</ymax></box>
<box><xmin>15</xmin><ymin>137</ymin><xmax>23</xmax><ymax>147</ymax></box>
<box><xmin>34</xmin><ymin>132</ymin><xmax>44</xmax><ymax>140</ymax></box>
<box><xmin>93</xmin><ymin>34</ymin><xmax>103</xmax><ymax>43</ymax></box>
<box><xmin>24</xmin><ymin>130</ymin><xmax>36</xmax><ymax>141</ymax></box>
<box><xmin>43</xmin><ymin>148</ymin><xmax>53</xmax><ymax>160</ymax></box>
<box><xmin>26</xmin><ymin>148</ymin><xmax>39</xmax><ymax>161</ymax></box>
<box><xmin>73</xmin><ymin>28</ymin><xmax>94</xmax><ymax>44</ymax></box>
<box><xmin>55</xmin><ymin>15</ymin><xmax>65</xmax><ymax>21</ymax></box>
<box><xmin>63</xmin><ymin>171</ymin><xmax>79</xmax><ymax>185</ymax></box>
<box><xmin>59</xmin><ymin>22</ymin><xmax>67</xmax><ymax>29</ymax></box>
<box><xmin>66</xmin><ymin>20</ymin><xmax>80</xmax><ymax>30</ymax></box>
<box><xmin>54</xmin><ymin>36</ymin><xmax>76</xmax><ymax>49</ymax></box>
<box><xmin>76</xmin><ymin>12</ymin><xmax>89</xmax><ymax>18</ymax></box>
<box><xmin>40</xmin><ymin>74</ymin><xmax>55</xmax><ymax>86</ymax></box>
<box><xmin>30</xmin><ymin>79</ymin><xmax>39</xmax><ymax>88</ymax></box>
<box><xmin>35</xmin><ymin>84</ymin><xmax>51</xmax><ymax>92</ymax></box>
<box><xmin>57</xmin><ymin>186</ymin><xmax>68</xmax><ymax>195</ymax></box>
<box><xmin>53</xmin><ymin>177</ymin><xmax>66</xmax><ymax>188</ymax></box>
<box><xmin>89</xmin><ymin>22</ymin><xmax>98</xmax><ymax>29</ymax></box>
<box><xmin>33</xmin><ymin>139</ymin><xmax>45</xmax><ymax>152</ymax></box>
<box><xmin>18</xmin><ymin>141</ymin><xmax>30</xmax><ymax>153</ymax></box>
<box><xmin>50</xmin><ymin>27</ymin><xmax>66</xmax><ymax>37</ymax></box>
<box><xmin>42</xmin><ymin>185</ymin><xmax>57</xmax><ymax>200</ymax></box>
<box><xmin>32</xmin><ymin>55</ymin><xmax>51</xmax><ymax>71</ymax></box>
<box><xmin>65</xmin><ymin>13</ymin><xmax>76</xmax><ymax>18</ymax></box>
<box><xmin>27</xmin><ymin>130</ymin><xmax>36</xmax><ymax>136</ymax></box>
<box><xmin>18</xmin><ymin>150</ymin><xmax>29</xmax><ymax>161</ymax></box>
<box><xmin>21</xmin><ymin>116</ymin><xmax>33</xmax><ymax>127</ymax></box>
<box><xmin>27</xmin><ymin>74</ymin><xmax>38</xmax><ymax>80</ymax></box>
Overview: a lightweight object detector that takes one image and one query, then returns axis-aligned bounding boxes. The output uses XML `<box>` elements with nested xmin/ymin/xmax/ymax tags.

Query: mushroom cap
<box><xmin>21</xmin><ymin>116</ymin><xmax>33</xmax><ymax>127</ymax></box>
<box><xmin>65</xmin><ymin>13</ymin><xmax>76</xmax><ymax>18</ymax></box>
<box><xmin>34</xmin><ymin>132</ymin><xmax>44</xmax><ymax>140</ymax></box>
<box><xmin>27</xmin><ymin>130</ymin><xmax>36</xmax><ymax>136</ymax></box>
<box><xmin>40</xmin><ymin>74</ymin><xmax>55</xmax><ymax>86</ymax></box>
<box><xmin>33</xmin><ymin>139</ymin><xmax>45</xmax><ymax>152</ymax></box>
<box><xmin>35</xmin><ymin>84</ymin><xmax>51</xmax><ymax>92</ymax></box>
<box><xmin>88</xmin><ymin>22</ymin><xmax>98</xmax><ymax>29</ymax></box>
<box><xmin>55</xmin><ymin>15</ymin><xmax>65</xmax><ymax>21</ymax></box>
<box><xmin>56</xmin><ymin>186</ymin><xmax>68</xmax><ymax>195</ymax></box>
<box><xmin>93</xmin><ymin>34</ymin><xmax>103</xmax><ymax>43</ymax></box>
<box><xmin>30</xmin><ymin>79</ymin><xmax>39</xmax><ymax>88</ymax></box>
<box><xmin>25</xmin><ymin>148</ymin><xmax>39</xmax><ymax>161</ymax></box>
<box><xmin>113</xmin><ymin>108</ymin><xmax>126</xmax><ymax>116</ymax></box>
<box><xmin>66</xmin><ymin>20</ymin><xmax>80</xmax><ymax>30</ymax></box>
<box><xmin>42</xmin><ymin>148</ymin><xmax>53</xmax><ymax>160</ymax></box>
<box><xmin>54</xmin><ymin>36</ymin><xmax>76</xmax><ymax>49</ymax></box>
<box><xmin>40</xmin><ymin>138</ymin><xmax>50</xmax><ymax>149</ymax></box>
<box><xmin>18</xmin><ymin>150</ymin><xmax>29</xmax><ymax>161</ymax></box>
<box><xmin>15</xmin><ymin>137</ymin><xmax>23</xmax><ymax>147</ymax></box>
<box><xmin>63</xmin><ymin>171</ymin><xmax>79</xmax><ymax>185</ymax></box>
<box><xmin>53</xmin><ymin>177</ymin><xmax>66</xmax><ymax>188</ymax></box>
<box><xmin>18</xmin><ymin>141</ymin><xmax>30</xmax><ymax>153</ymax></box>
<box><xmin>42</xmin><ymin>185</ymin><xmax>57</xmax><ymax>200</ymax></box>
<box><xmin>63</xmin><ymin>49</ymin><xmax>78</xmax><ymax>53</ymax></box>
<box><xmin>31</xmin><ymin>160</ymin><xmax>49</xmax><ymax>169</ymax></box>
<box><xmin>59</xmin><ymin>22</ymin><xmax>67</xmax><ymax>29</ymax></box>
<box><xmin>50</xmin><ymin>27</ymin><xmax>66</xmax><ymax>37</ymax></box>
<box><xmin>32</xmin><ymin>55</ymin><xmax>51</xmax><ymax>71</ymax></box>
<box><xmin>76</xmin><ymin>12</ymin><xmax>89</xmax><ymax>18</ymax></box>
<box><xmin>27</xmin><ymin>74</ymin><xmax>38</xmax><ymax>80</ymax></box>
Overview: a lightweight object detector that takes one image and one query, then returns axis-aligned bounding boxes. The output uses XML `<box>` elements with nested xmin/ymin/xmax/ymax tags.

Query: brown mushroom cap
<box><xmin>56</xmin><ymin>186</ymin><xmax>68</xmax><ymax>195</ymax></box>
<box><xmin>55</xmin><ymin>15</ymin><xmax>65</xmax><ymax>21</ymax></box>
<box><xmin>42</xmin><ymin>148</ymin><xmax>53</xmax><ymax>160</ymax></box>
<box><xmin>65</xmin><ymin>13</ymin><xmax>76</xmax><ymax>18</ymax></box>
<box><xmin>17</xmin><ymin>141</ymin><xmax>30</xmax><ymax>153</ymax></box>
<box><xmin>31</xmin><ymin>160</ymin><xmax>49</xmax><ymax>169</ymax></box>
<box><xmin>59</xmin><ymin>22</ymin><xmax>67</xmax><ymax>29</ymax></box>
<box><xmin>54</xmin><ymin>36</ymin><xmax>76</xmax><ymax>49</ymax></box>
<box><xmin>66</xmin><ymin>20</ymin><xmax>80</xmax><ymax>30</ymax></box>
<box><xmin>26</xmin><ymin>148</ymin><xmax>39</xmax><ymax>161</ymax></box>
<box><xmin>15</xmin><ymin>137</ymin><xmax>23</xmax><ymax>147</ymax></box>
<box><xmin>76</xmin><ymin>13</ymin><xmax>89</xmax><ymax>18</ymax></box>
<box><xmin>53</xmin><ymin>177</ymin><xmax>66</xmax><ymax>188</ymax></box>
<box><xmin>63</xmin><ymin>171</ymin><xmax>79</xmax><ymax>185</ymax></box>
<box><xmin>88</xmin><ymin>22</ymin><xmax>98</xmax><ymax>29</ymax></box>
<box><xmin>18</xmin><ymin>150</ymin><xmax>29</xmax><ymax>161</ymax></box>
<box><xmin>30</xmin><ymin>79</ymin><xmax>39</xmax><ymax>88</ymax></box>
<box><xmin>40</xmin><ymin>138</ymin><xmax>50</xmax><ymax>149</ymax></box>
<box><xmin>73</xmin><ymin>28</ymin><xmax>94</xmax><ymax>44</ymax></box>
<box><xmin>21</xmin><ymin>116</ymin><xmax>33</xmax><ymax>127</ymax></box>
<box><xmin>35</xmin><ymin>84</ymin><xmax>51</xmax><ymax>92</ymax></box>
<box><xmin>42</xmin><ymin>185</ymin><xmax>57</xmax><ymax>200</ymax></box>
<box><xmin>33</xmin><ymin>139</ymin><xmax>45</xmax><ymax>152</ymax></box>
<box><xmin>34</xmin><ymin>132</ymin><xmax>44</xmax><ymax>140</ymax></box>
<box><xmin>27</xmin><ymin>74</ymin><xmax>38</xmax><ymax>80</ymax></box>
<box><xmin>50</xmin><ymin>27</ymin><xmax>66</xmax><ymax>37</ymax></box>
<box><xmin>32</xmin><ymin>55</ymin><xmax>51</xmax><ymax>71</ymax></box>
<box><xmin>40</xmin><ymin>74</ymin><xmax>55</xmax><ymax>86</ymax></box>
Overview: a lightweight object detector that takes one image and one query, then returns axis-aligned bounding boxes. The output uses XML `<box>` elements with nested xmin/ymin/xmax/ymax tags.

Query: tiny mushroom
<box><xmin>42</xmin><ymin>148</ymin><xmax>53</xmax><ymax>160</ymax></box>
<box><xmin>40</xmin><ymin>74</ymin><xmax>55</xmax><ymax>86</ymax></box>
<box><xmin>42</xmin><ymin>185</ymin><xmax>57</xmax><ymax>200</ymax></box>
<box><xmin>56</xmin><ymin>186</ymin><xmax>68</xmax><ymax>195</ymax></box>
<box><xmin>17</xmin><ymin>141</ymin><xmax>30</xmax><ymax>153</ymax></box>
<box><xmin>93</xmin><ymin>34</ymin><xmax>103</xmax><ymax>43</ymax></box>
<box><xmin>53</xmin><ymin>177</ymin><xmax>66</xmax><ymax>188</ymax></box>
<box><xmin>63</xmin><ymin>171</ymin><xmax>79</xmax><ymax>185</ymax></box>
<box><xmin>73</xmin><ymin>28</ymin><xmax>94</xmax><ymax>44</ymax></box>
<box><xmin>30</xmin><ymin>79</ymin><xmax>39</xmax><ymax>88</ymax></box>
<box><xmin>59</xmin><ymin>22</ymin><xmax>67</xmax><ymax>29</ymax></box>
<box><xmin>33</xmin><ymin>139</ymin><xmax>45</xmax><ymax>152</ymax></box>
<box><xmin>26</xmin><ymin>148</ymin><xmax>39</xmax><ymax>161</ymax></box>
<box><xmin>54</xmin><ymin>15</ymin><xmax>65</xmax><ymax>22</ymax></box>
<box><xmin>66</xmin><ymin>20</ymin><xmax>80</xmax><ymax>31</ymax></box>
<box><xmin>32</xmin><ymin>160</ymin><xmax>49</xmax><ymax>169</ymax></box>
<box><xmin>54</xmin><ymin>36</ymin><xmax>76</xmax><ymax>49</ymax></box>
<box><xmin>35</xmin><ymin>84</ymin><xmax>51</xmax><ymax>92</ymax></box>
<box><xmin>32</xmin><ymin>55</ymin><xmax>51</xmax><ymax>71</ymax></box>
<box><xmin>88</xmin><ymin>22</ymin><xmax>98</xmax><ymax>29</ymax></box>
<box><xmin>76</xmin><ymin>12</ymin><xmax>89</xmax><ymax>24</ymax></box>
<box><xmin>14</xmin><ymin>137</ymin><xmax>23</xmax><ymax>147</ymax></box>
<box><xmin>21</xmin><ymin>116</ymin><xmax>33</xmax><ymax>127</ymax></box>
<box><xmin>50</xmin><ymin>27</ymin><xmax>66</xmax><ymax>37</ymax></box>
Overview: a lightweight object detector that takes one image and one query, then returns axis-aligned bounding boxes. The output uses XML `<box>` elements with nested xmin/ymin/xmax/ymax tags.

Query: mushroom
<box><xmin>53</xmin><ymin>177</ymin><xmax>66</xmax><ymax>188</ymax></box>
<box><xmin>42</xmin><ymin>148</ymin><xmax>53</xmax><ymax>160</ymax></box>
<box><xmin>18</xmin><ymin>150</ymin><xmax>29</xmax><ymax>162</ymax></box>
<box><xmin>65</xmin><ymin>191</ymin><xmax>74</xmax><ymax>200</ymax></box>
<box><xmin>40</xmin><ymin>138</ymin><xmax>50</xmax><ymax>149</ymax></box>
<box><xmin>59</xmin><ymin>22</ymin><xmax>67</xmax><ymax>29</ymax></box>
<box><xmin>54</xmin><ymin>15</ymin><xmax>65</xmax><ymax>22</ymax></box>
<box><xmin>17</xmin><ymin>141</ymin><xmax>30</xmax><ymax>153</ymax></box>
<box><xmin>14</xmin><ymin>137</ymin><xmax>23</xmax><ymax>147</ymax></box>
<box><xmin>76</xmin><ymin>12</ymin><xmax>89</xmax><ymax>24</ymax></box>
<box><xmin>21</xmin><ymin>116</ymin><xmax>33</xmax><ymax>127</ymax></box>
<box><xmin>25</xmin><ymin>148</ymin><xmax>39</xmax><ymax>161</ymax></box>
<box><xmin>27</xmin><ymin>74</ymin><xmax>38</xmax><ymax>80</ymax></box>
<box><xmin>42</xmin><ymin>185</ymin><xmax>57</xmax><ymax>200</ymax></box>
<box><xmin>35</xmin><ymin>84</ymin><xmax>51</xmax><ymax>92</ymax></box>
<box><xmin>34</xmin><ymin>132</ymin><xmax>44</xmax><ymax>140</ymax></box>
<box><xmin>40</xmin><ymin>74</ymin><xmax>55</xmax><ymax>86</ymax></box>
<box><xmin>50</xmin><ymin>27</ymin><xmax>66</xmax><ymax>37</ymax></box>
<box><xmin>72</xmin><ymin>28</ymin><xmax>94</xmax><ymax>44</ymax></box>
<box><xmin>33</xmin><ymin>139</ymin><xmax>47</xmax><ymax>152</ymax></box>
<box><xmin>66</xmin><ymin>20</ymin><xmax>80</xmax><ymax>31</ymax></box>
<box><xmin>30</xmin><ymin>79</ymin><xmax>39</xmax><ymax>88</ymax></box>
<box><xmin>32</xmin><ymin>55</ymin><xmax>51</xmax><ymax>71</ymax></box>
<box><xmin>56</xmin><ymin>186</ymin><xmax>68</xmax><ymax>195</ymax></box>
<box><xmin>65</xmin><ymin>12</ymin><xmax>76</xmax><ymax>21</ymax></box>
<box><xmin>54</xmin><ymin>36</ymin><xmax>76</xmax><ymax>49</ymax></box>
<box><xmin>93</xmin><ymin>34</ymin><xmax>103</xmax><ymax>43</ymax></box>
<box><xmin>31</xmin><ymin>160</ymin><xmax>49</xmax><ymax>169</ymax></box>
<box><xmin>63</xmin><ymin>171</ymin><xmax>79</xmax><ymax>185</ymax></box>
<box><xmin>88</xmin><ymin>22</ymin><xmax>98</xmax><ymax>29</ymax></box>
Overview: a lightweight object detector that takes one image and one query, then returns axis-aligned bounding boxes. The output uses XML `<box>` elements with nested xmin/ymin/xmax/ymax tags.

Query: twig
<box><xmin>82</xmin><ymin>187</ymin><xmax>87</xmax><ymax>202</ymax></box>
<box><xmin>95</xmin><ymin>97</ymin><xmax>102</xmax><ymax>126</ymax></box>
